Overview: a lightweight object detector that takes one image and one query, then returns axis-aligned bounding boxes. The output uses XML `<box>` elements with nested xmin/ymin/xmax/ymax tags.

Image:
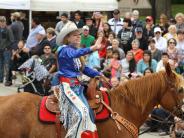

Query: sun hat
<box><xmin>56</xmin><ymin>22</ymin><xmax>79</xmax><ymax>45</ymax></box>
<box><xmin>154</xmin><ymin>27</ymin><xmax>162</xmax><ymax>33</ymax></box>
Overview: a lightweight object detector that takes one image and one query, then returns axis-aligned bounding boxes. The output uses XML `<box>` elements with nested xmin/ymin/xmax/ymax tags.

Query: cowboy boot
<box><xmin>81</xmin><ymin>130</ymin><xmax>99</xmax><ymax>138</ymax></box>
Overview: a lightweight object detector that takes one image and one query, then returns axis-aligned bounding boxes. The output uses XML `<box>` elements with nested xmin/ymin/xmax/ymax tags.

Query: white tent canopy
<box><xmin>0</xmin><ymin>0</ymin><xmax>118</xmax><ymax>11</ymax></box>
<box><xmin>31</xmin><ymin>0</ymin><xmax>118</xmax><ymax>11</ymax></box>
<box><xmin>0</xmin><ymin>0</ymin><xmax>30</xmax><ymax>10</ymax></box>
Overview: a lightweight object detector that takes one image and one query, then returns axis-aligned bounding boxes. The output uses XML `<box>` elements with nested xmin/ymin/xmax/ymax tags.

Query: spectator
<box><xmin>124</xmin><ymin>12</ymin><xmax>132</xmax><ymax>19</ymax></box>
<box><xmin>120</xmin><ymin>51</ymin><xmax>136</xmax><ymax>78</ymax></box>
<box><xmin>133</xmin><ymin>26</ymin><xmax>148</xmax><ymax>50</ymax></box>
<box><xmin>143</xmin><ymin>67</ymin><xmax>153</xmax><ymax>76</ymax></box>
<box><xmin>153</xmin><ymin>27</ymin><xmax>167</xmax><ymax>52</ymax></box>
<box><xmin>10</xmin><ymin>12</ymin><xmax>24</xmax><ymax>49</ymax></box>
<box><xmin>80</xmin><ymin>25</ymin><xmax>95</xmax><ymax>48</ymax></box>
<box><xmin>117</xmin><ymin>18</ymin><xmax>133</xmax><ymax>54</ymax></box>
<box><xmin>20</xmin><ymin>12</ymin><xmax>29</xmax><ymax>39</ymax></box>
<box><xmin>73</xmin><ymin>10</ymin><xmax>85</xmax><ymax>29</ymax></box>
<box><xmin>0</xmin><ymin>16</ymin><xmax>14</xmax><ymax>86</ymax></box>
<box><xmin>92</xmin><ymin>11</ymin><xmax>104</xmax><ymax>33</ymax></box>
<box><xmin>137</xmin><ymin>50</ymin><xmax>157</xmax><ymax>74</ymax></box>
<box><xmin>40</xmin><ymin>44</ymin><xmax>56</xmax><ymax>73</ymax></box>
<box><xmin>86</xmin><ymin>50</ymin><xmax>100</xmax><ymax>70</ymax></box>
<box><xmin>85</xmin><ymin>16</ymin><xmax>97</xmax><ymax>37</ymax></box>
<box><xmin>103</xmin><ymin>22</ymin><xmax>112</xmax><ymax>38</ymax></box>
<box><xmin>148</xmin><ymin>39</ymin><xmax>162</xmax><ymax>61</ymax></box>
<box><xmin>169</xmin><ymin>17</ymin><xmax>176</xmax><ymax>25</ymax></box>
<box><xmin>108</xmin><ymin>9</ymin><xmax>124</xmax><ymax>35</ymax></box>
<box><xmin>131</xmin><ymin>10</ymin><xmax>143</xmax><ymax>32</ymax></box>
<box><xmin>108</xmin><ymin>50</ymin><xmax>121</xmax><ymax>78</ymax></box>
<box><xmin>26</xmin><ymin>18</ymin><xmax>45</xmax><ymax>49</ymax></box>
<box><xmin>176</xmin><ymin>30</ymin><xmax>184</xmax><ymax>72</ymax></box>
<box><xmin>143</xmin><ymin>16</ymin><xmax>154</xmax><ymax>41</ymax></box>
<box><xmin>107</xmin><ymin>32</ymin><xmax>116</xmax><ymax>45</ymax></box>
<box><xmin>111</xmin><ymin>39</ymin><xmax>125</xmax><ymax>60</ymax></box>
<box><xmin>97</xmin><ymin>30</ymin><xmax>108</xmax><ymax>60</ymax></box>
<box><xmin>156</xmin><ymin>52</ymin><xmax>170</xmax><ymax>72</ymax></box>
<box><xmin>110</xmin><ymin>77</ymin><xmax>120</xmax><ymax>90</ymax></box>
<box><xmin>175</xmin><ymin>13</ymin><xmax>184</xmax><ymax>31</ymax></box>
<box><xmin>163</xmin><ymin>25</ymin><xmax>177</xmax><ymax>41</ymax></box>
<box><xmin>30</xmin><ymin>29</ymin><xmax>50</xmax><ymax>56</ymax></box>
<box><xmin>11</xmin><ymin>40</ymin><xmax>29</xmax><ymax>79</ymax></box>
<box><xmin>157</xmin><ymin>13</ymin><xmax>169</xmax><ymax>35</ymax></box>
<box><xmin>166</xmin><ymin>38</ymin><xmax>179</xmax><ymax>61</ymax></box>
<box><xmin>46</xmin><ymin>27</ymin><xmax>57</xmax><ymax>52</ymax></box>
<box><xmin>130</xmin><ymin>39</ymin><xmax>143</xmax><ymax>63</ymax></box>
<box><xmin>55</xmin><ymin>13</ymin><xmax>70</xmax><ymax>35</ymax></box>
<box><xmin>103</xmin><ymin>46</ymin><xmax>113</xmax><ymax>70</ymax></box>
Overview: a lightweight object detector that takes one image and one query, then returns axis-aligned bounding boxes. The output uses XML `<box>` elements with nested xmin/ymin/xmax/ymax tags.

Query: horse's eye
<box><xmin>178</xmin><ymin>87</ymin><xmax>184</xmax><ymax>93</ymax></box>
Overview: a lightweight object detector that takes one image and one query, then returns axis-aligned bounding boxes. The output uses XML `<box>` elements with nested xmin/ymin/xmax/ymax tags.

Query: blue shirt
<box><xmin>57</xmin><ymin>45</ymin><xmax>100</xmax><ymax>78</ymax></box>
<box><xmin>26</xmin><ymin>25</ymin><xmax>45</xmax><ymax>49</ymax></box>
<box><xmin>86</xmin><ymin>51</ymin><xmax>100</xmax><ymax>69</ymax></box>
<box><xmin>137</xmin><ymin>59</ymin><xmax>157</xmax><ymax>74</ymax></box>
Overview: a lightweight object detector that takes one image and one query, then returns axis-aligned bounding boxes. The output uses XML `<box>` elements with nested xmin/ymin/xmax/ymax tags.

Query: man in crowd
<box><xmin>26</xmin><ymin>18</ymin><xmax>45</xmax><ymax>50</ymax></box>
<box><xmin>0</xmin><ymin>16</ymin><xmax>14</xmax><ymax>86</ymax></box>
<box><xmin>55</xmin><ymin>13</ymin><xmax>70</xmax><ymax>35</ymax></box>
<box><xmin>108</xmin><ymin>9</ymin><xmax>124</xmax><ymax>36</ymax></box>
<box><xmin>80</xmin><ymin>25</ymin><xmax>95</xmax><ymax>48</ymax></box>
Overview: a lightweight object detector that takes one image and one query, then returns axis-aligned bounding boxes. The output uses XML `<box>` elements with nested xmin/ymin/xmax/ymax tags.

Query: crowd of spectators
<box><xmin>1</xmin><ymin>9</ymin><xmax>184</xmax><ymax>135</ymax></box>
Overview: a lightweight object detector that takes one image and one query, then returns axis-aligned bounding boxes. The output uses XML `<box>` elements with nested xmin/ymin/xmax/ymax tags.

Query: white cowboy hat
<box><xmin>56</xmin><ymin>21</ymin><xmax>79</xmax><ymax>45</ymax></box>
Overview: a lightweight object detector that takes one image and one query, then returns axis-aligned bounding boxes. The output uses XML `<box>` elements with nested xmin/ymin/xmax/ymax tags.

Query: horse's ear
<box><xmin>165</xmin><ymin>62</ymin><xmax>174</xmax><ymax>78</ymax></box>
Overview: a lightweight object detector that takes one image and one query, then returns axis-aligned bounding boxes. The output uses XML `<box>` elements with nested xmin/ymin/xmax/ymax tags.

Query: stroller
<box><xmin>17</xmin><ymin>55</ymin><xmax>51</xmax><ymax>96</ymax></box>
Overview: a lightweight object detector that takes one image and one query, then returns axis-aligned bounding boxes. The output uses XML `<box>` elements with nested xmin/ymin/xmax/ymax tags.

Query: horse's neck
<box><xmin>109</xmin><ymin>75</ymin><xmax>165</xmax><ymax>127</ymax></box>
<box><xmin>109</xmin><ymin>92</ymin><xmax>159</xmax><ymax>128</ymax></box>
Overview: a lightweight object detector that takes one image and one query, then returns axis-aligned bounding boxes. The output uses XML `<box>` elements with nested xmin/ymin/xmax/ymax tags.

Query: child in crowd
<box><xmin>11</xmin><ymin>40</ymin><xmax>29</xmax><ymax>79</ymax></box>
<box><xmin>109</xmin><ymin>50</ymin><xmax>121</xmax><ymax>78</ymax></box>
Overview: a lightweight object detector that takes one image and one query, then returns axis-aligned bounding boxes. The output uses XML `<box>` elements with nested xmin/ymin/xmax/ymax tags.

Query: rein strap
<box><xmin>100</xmin><ymin>99</ymin><xmax>138</xmax><ymax>138</ymax></box>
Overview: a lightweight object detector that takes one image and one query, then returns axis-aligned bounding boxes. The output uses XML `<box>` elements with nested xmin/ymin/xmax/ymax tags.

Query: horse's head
<box><xmin>160</xmin><ymin>63</ymin><xmax>184</xmax><ymax>118</ymax></box>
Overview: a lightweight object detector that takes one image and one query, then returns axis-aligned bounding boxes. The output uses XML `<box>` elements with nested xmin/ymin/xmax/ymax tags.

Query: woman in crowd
<box><xmin>157</xmin><ymin>13</ymin><xmax>169</xmax><ymax>35</ymax></box>
<box><xmin>107</xmin><ymin>32</ymin><xmax>116</xmax><ymax>46</ymax></box>
<box><xmin>111</xmin><ymin>38</ymin><xmax>125</xmax><ymax>60</ymax></box>
<box><xmin>56</xmin><ymin>22</ymin><xmax>104</xmax><ymax>138</ymax></box>
<box><xmin>149</xmin><ymin>39</ymin><xmax>162</xmax><ymax>62</ymax></box>
<box><xmin>103</xmin><ymin>22</ymin><xmax>112</xmax><ymax>38</ymax></box>
<box><xmin>166</xmin><ymin>38</ymin><xmax>179</xmax><ymax>61</ymax></box>
<box><xmin>163</xmin><ymin>25</ymin><xmax>178</xmax><ymax>41</ymax></box>
<box><xmin>120</xmin><ymin>51</ymin><xmax>136</xmax><ymax>78</ymax></box>
<box><xmin>137</xmin><ymin>50</ymin><xmax>157</xmax><ymax>74</ymax></box>
<box><xmin>130</xmin><ymin>39</ymin><xmax>143</xmax><ymax>63</ymax></box>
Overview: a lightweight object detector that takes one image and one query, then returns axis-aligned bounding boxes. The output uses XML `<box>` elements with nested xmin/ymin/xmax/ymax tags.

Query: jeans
<box><xmin>0</xmin><ymin>50</ymin><xmax>12</xmax><ymax>82</ymax></box>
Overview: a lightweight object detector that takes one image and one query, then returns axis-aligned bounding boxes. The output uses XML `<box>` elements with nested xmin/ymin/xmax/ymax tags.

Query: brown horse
<box><xmin>0</xmin><ymin>63</ymin><xmax>184</xmax><ymax>138</ymax></box>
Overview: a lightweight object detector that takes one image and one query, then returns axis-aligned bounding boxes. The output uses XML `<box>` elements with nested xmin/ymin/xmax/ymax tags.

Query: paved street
<box><xmin>0</xmin><ymin>83</ymin><xmax>170</xmax><ymax>138</ymax></box>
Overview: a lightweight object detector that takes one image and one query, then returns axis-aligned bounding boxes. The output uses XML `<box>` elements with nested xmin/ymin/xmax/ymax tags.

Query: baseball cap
<box><xmin>38</xmin><ymin>29</ymin><xmax>46</xmax><ymax>35</ymax></box>
<box><xmin>61</xmin><ymin>13</ymin><xmax>68</xmax><ymax>18</ymax></box>
<box><xmin>135</xmin><ymin>27</ymin><xmax>143</xmax><ymax>33</ymax></box>
<box><xmin>82</xmin><ymin>25</ymin><xmax>89</xmax><ymax>31</ymax></box>
<box><xmin>154</xmin><ymin>27</ymin><xmax>161</xmax><ymax>33</ymax></box>
<box><xmin>146</xmin><ymin>16</ymin><xmax>153</xmax><ymax>21</ymax></box>
<box><xmin>113</xmin><ymin>9</ymin><xmax>120</xmax><ymax>15</ymax></box>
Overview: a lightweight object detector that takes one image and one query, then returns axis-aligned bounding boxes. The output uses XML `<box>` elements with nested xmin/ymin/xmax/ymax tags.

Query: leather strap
<box><xmin>100</xmin><ymin>99</ymin><xmax>138</xmax><ymax>138</ymax></box>
<box><xmin>55</xmin><ymin>112</ymin><xmax>61</xmax><ymax>138</ymax></box>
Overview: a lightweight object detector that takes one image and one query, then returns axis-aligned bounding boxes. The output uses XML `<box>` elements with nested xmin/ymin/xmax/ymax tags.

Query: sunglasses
<box><xmin>155</xmin><ymin>32</ymin><xmax>160</xmax><ymax>34</ymax></box>
<box><xmin>169</xmin><ymin>42</ymin><xmax>176</xmax><ymax>44</ymax></box>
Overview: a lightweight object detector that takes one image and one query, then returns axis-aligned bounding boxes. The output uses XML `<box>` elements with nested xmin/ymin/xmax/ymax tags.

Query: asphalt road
<box><xmin>0</xmin><ymin>82</ymin><xmax>170</xmax><ymax>138</ymax></box>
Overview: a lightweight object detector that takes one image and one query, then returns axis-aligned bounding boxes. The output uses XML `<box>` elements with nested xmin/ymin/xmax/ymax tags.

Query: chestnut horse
<box><xmin>0</xmin><ymin>64</ymin><xmax>184</xmax><ymax>138</ymax></box>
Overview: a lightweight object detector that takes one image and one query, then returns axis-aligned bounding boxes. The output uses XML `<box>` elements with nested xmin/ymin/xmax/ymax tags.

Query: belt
<box><xmin>59</xmin><ymin>77</ymin><xmax>80</xmax><ymax>85</ymax></box>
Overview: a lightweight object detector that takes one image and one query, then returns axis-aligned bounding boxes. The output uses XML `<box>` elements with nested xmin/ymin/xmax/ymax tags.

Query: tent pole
<box><xmin>29</xmin><ymin>10</ymin><xmax>32</xmax><ymax>33</ymax></box>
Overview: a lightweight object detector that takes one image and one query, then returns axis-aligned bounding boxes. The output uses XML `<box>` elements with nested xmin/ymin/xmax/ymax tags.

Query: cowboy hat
<box><xmin>56</xmin><ymin>21</ymin><xmax>79</xmax><ymax>45</ymax></box>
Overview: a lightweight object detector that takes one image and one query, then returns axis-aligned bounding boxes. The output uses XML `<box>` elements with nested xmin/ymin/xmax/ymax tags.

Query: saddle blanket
<box><xmin>39</xmin><ymin>91</ymin><xmax>110</xmax><ymax>123</ymax></box>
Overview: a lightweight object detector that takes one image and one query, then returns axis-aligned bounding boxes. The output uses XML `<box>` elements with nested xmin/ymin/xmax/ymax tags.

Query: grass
<box><xmin>172</xmin><ymin>4</ymin><xmax>184</xmax><ymax>16</ymax></box>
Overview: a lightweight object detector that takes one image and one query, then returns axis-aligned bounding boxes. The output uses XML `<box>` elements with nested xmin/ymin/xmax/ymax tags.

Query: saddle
<box><xmin>45</xmin><ymin>77</ymin><xmax>107</xmax><ymax>115</ymax></box>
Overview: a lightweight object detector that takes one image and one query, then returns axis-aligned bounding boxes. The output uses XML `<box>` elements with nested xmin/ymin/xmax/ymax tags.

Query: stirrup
<box><xmin>81</xmin><ymin>130</ymin><xmax>99</xmax><ymax>138</ymax></box>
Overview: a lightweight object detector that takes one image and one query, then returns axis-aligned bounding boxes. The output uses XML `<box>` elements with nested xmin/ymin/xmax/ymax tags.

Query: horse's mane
<box><xmin>111</xmin><ymin>71</ymin><xmax>167</xmax><ymax>112</ymax></box>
